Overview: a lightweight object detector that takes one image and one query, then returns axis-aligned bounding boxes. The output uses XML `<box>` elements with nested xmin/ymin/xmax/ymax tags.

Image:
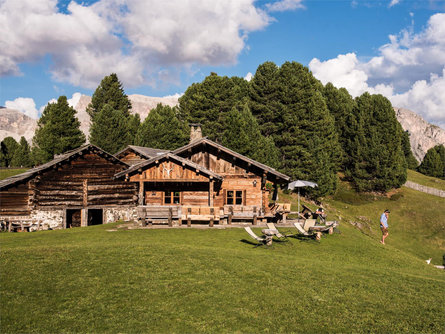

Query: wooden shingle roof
<box><xmin>114</xmin><ymin>145</ymin><xmax>168</xmax><ymax>160</ymax></box>
<box><xmin>0</xmin><ymin>145</ymin><xmax>127</xmax><ymax>190</ymax></box>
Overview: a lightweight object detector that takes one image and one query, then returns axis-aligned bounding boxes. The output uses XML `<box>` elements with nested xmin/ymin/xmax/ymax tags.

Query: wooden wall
<box><xmin>143</xmin><ymin>182</ymin><xmax>209</xmax><ymax>206</ymax></box>
<box><xmin>129</xmin><ymin>160</ymin><xmax>210</xmax><ymax>182</ymax></box>
<box><xmin>33</xmin><ymin>153</ymin><xmax>137</xmax><ymax>208</ymax></box>
<box><xmin>0</xmin><ymin>183</ymin><xmax>30</xmax><ymax>216</ymax></box>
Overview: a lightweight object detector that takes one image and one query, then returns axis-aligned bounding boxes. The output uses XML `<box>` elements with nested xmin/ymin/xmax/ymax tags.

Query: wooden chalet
<box><xmin>0</xmin><ymin>126</ymin><xmax>291</xmax><ymax>231</ymax></box>
<box><xmin>115</xmin><ymin>133</ymin><xmax>290</xmax><ymax>226</ymax></box>
<box><xmin>0</xmin><ymin>145</ymin><xmax>137</xmax><ymax>231</ymax></box>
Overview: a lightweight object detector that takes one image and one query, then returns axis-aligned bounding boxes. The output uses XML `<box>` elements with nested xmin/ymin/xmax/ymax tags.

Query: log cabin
<box><xmin>0</xmin><ymin>126</ymin><xmax>291</xmax><ymax>230</ymax></box>
<box><xmin>0</xmin><ymin>145</ymin><xmax>138</xmax><ymax>231</ymax></box>
<box><xmin>114</xmin><ymin>128</ymin><xmax>291</xmax><ymax>226</ymax></box>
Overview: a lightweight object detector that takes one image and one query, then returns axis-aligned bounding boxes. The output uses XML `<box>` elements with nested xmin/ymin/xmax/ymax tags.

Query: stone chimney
<box><xmin>190</xmin><ymin>123</ymin><xmax>202</xmax><ymax>142</ymax></box>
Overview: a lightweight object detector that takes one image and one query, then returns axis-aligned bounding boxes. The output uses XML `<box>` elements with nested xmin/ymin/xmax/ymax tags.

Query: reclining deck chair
<box><xmin>244</xmin><ymin>226</ymin><xmax>272</xmax><ymax>246</ymax></box>
<box><xmin>266</xmin><ymin>222</ymin><xmax>287</xmax><ymax>238</ymax></box>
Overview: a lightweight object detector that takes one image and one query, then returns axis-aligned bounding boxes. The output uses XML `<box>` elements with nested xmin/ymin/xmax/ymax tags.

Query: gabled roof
<box><xmin>172</xmin><ymin>137</ymin><xmax>291</xmax><ymax>183</ymax></box>
<box><xmin>0</xmin><ymin>144</ymin><xmax>127</xmax><ymax>190</ymax></box>
<box><xmin>114</xmin><ymin>152</ymin><xmax>223</xmax><ymax>180</ymax></box>
<box><xmin>114</xmin><ymin>145</ymin><xmax>168</xmax><ymax>160</ymax></box>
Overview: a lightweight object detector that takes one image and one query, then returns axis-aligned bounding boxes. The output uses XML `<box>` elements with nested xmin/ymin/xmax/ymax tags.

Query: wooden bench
<box><xmin>223</xmin><ymin>205</ymin><xmax>260</xmax><ymax>225</ymax></box>
<box><xmin>181</xmin><ymin>206</ymin><xmax>220</xmax><ymax>227</ymax></box>
<box><xmin>137</xmin><ymin>206</ymin><xmax>180</xmax><ymax>227</ymax></box>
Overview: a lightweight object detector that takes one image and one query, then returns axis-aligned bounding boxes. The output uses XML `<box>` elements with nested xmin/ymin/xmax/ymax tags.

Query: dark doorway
<box><xmin>67</xmin><ymin>209</ymin><xmax>81</xmax><ymax>228</ymax></box>
<box><xmin>88</xmin><ymin>209</ymin><xmax>103</xmax><ymax>226</ymax></box>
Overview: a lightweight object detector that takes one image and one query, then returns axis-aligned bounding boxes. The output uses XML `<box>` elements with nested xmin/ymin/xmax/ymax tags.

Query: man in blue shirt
<box><xmin>380</xmin><ymin>209</ymin><xmax>390</xmax><ymax>244</ymax></box>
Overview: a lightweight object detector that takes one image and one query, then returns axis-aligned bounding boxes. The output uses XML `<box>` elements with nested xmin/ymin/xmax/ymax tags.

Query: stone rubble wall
<box><xmin>104</xmin><ymin>207</ymin><xmax>137</xmax><ymax>223</ymax></box>
<box><xmin>404</xmin><ymin>181</ymin><xmax>445</xmax><ymax>198</ymax></box>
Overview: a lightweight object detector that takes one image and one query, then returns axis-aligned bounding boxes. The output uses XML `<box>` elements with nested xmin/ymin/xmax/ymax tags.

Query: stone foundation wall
<box><xmin>104</xmin><ymin>207</ymin><xmax>137</xmax><ymax>224</ymax></box>
<box><xmin>30</xmin><ymin>209</ymin><xmax>64</xmax><ymax>230</ymax></box>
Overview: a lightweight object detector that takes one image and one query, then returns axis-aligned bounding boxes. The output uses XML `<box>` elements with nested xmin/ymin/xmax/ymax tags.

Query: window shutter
<box><xmin>223</xmin><ymin>189</ymin><xmax>226</xmax><ymax>205</ymax></box>
<box><xmin>243</xmin><ymin>190</ymin><xmax>246</xmax><ymax>205</ymax></box>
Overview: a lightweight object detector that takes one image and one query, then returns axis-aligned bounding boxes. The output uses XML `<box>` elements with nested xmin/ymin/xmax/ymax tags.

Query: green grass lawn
<box><xmin>1</xmin><ymin>224</ymin><xmax>444</xmax><ymax>333</ymax></box>
<box><xmin>1</xmin><ymin>172</ymin><xmax>444</xmax><ymax>333</ymax></box>
<box><xmin>0</xmin><ymin>168</ymin><xmax>28</xmax><ymax>180</ymax></box>
<box><xmin>407</xmin><ymin>169</ymin><xmax>445</xmax><ymax>191</ymax></box>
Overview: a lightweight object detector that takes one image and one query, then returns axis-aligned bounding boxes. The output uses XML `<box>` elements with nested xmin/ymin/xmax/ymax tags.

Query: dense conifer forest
<box><xmin>2</xmin><ymin>61</ymin><xmax>439</xmax><ymax>196</ymax></box>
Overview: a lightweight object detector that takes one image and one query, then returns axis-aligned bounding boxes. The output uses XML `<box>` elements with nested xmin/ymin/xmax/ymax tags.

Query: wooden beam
<box><xmin>82</xmin><ymin>179</ymin><xmax>88</xmax><ymax>207</ymax></box>
<box><xmin>209</xmin><ymin>180</ymin><xmax>214</xmax><ymax>207</ymax></box>
<box><xmin>138</xmin><ymin>181</ymin><xmax>144</xmax><ymax>206</ymax></box>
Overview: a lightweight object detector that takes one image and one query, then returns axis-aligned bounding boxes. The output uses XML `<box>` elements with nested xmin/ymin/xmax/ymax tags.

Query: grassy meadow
<box><xmin>0</xmin><ymin>168</ymin><xmax>28</xmax><ymax>181</ymax></box>
<box><xmin>1</xmin><ymin>173</ymin><xmax>444</xmax><ymax>333</ymax></box>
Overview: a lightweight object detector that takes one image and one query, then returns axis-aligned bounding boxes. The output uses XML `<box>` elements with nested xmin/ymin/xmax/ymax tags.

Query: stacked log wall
<box><xmin>0</xmin><ymin>183</ymin><xmax>30</xmax><ymax>216</ymax></box>
<box><xmin>34</xmin><ymin>153</ymin><xmax>137</xmax><ymax>208</ymax></box>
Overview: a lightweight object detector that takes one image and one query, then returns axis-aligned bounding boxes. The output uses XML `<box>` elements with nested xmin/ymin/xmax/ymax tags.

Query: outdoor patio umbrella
<box><xmin>286</xmin><ymin>180</ymin><xmax>318</xmax><ymax>217</ymax></box>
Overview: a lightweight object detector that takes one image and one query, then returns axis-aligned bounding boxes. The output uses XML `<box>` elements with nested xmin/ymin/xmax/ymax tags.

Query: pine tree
<box><xmin>221</xmin><ymin>102</ymin><xmax>280</xmax><ymax>169</ymax></box>
<box><xmin>179</xmin><ymin>72</ymin><xmax>249</xmax><ymax>142</ymax></box>
<box><xmin>86</xmin><ymin>73</ymin><xmax>132</xmax><ymax>120</ymax></box>
<box><xmin>32</xmin><ymin>96</ymin><xmax>85</xmax><ymax>164</ymax></box>
<box><xmin>127</xmin><ymin>113</ymin><xmax>141</xmax><ymax>145</ymax></box>
<box><xmin>418</xmin><ymin>145</ymin><xmax>445</xmax><ymax>179</ymax></box>
<box><xmin>273</xmin><ymin>61</ymin><xmax>340</xmax><ymax>197</ymax></box>
<box><xmin>0</xmin><ymin>137</ymin><xmax>19</xmax><ymax>167</ymax></box>
<box><xmin>400</xmin><ymin>129</ymin><xmax>418</xmax><ymax>170</ymax></box>
<box><xmin>11</xmin><ymin>137</ymin><xmax>32</xmax><ymax>167</ymax></box>
<box><xmin>135</xmin><ymin>104</ymin><xmax>189</xmax><ymax>150</ymax></box>
<box><xmin>322</xmin><ymin>83</ymin><xmax>355</xmax><ymax>168</ymax></box>
<box><xmin>345</xmin><ymin>93</ymin><xmax>407</xmax><ymax>192</ymax></box>
<box><xmin>249</xmin><ymin>61</ymin><xmax>281</xmax><ymax>137</ymax></box>
<box><xmin>89</xmin><ymin>104</ymin><xmax>130</xmax><ymax>154</ymax></box>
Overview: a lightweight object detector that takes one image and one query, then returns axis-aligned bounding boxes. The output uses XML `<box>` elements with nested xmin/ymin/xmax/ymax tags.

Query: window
<box><xmin>226</xmin><ymin>190</ymin><xmax>243</xmax><ymax>205</ymax></box>
<box><xmin>164</xmin><ymin>191</ymin><xmax>180</xmax><ymax>204</ymax></box>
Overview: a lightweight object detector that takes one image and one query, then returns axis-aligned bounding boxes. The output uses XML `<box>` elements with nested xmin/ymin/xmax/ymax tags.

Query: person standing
<box><xmin>380</xmin><ymin>209</ymin><xmax>390</xmax><ymax>244</ymax></box>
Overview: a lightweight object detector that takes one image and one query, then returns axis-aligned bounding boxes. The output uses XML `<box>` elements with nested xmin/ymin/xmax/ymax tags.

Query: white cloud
<box><xmin>390</xmin><ymin>68</ymin><xmax>445</xmax><ymax>127</ymax></box>
<box><xmin>244</xmin><ymin>72</ymin><xmax>254</xmax><ymax>81</ymax></box>
<box><xmin>162</xmin><ymin>93</ymin><xmax>183</xmax><ymax>99</ymax></box>
<box><xmin>389</xmin><ymin>0</ymin><xmax>401</xmax><ymax>8</ymax></box>
<box><xmin>266</xmin><ymin>0</ymin><xmax>304</xmax><ymax>12</ymax></box>
<box><xmin>5</xmin><ymin>97</ymin><xmax>39</xmax><ymax>119</ymax></box>
<box><xmin>0</xmin><ymin>0</ymin><xmax>274</xmax><ymax>89</ymax></box>
<box><xmin>68</xmin><ymin>93</ymin><xmax>82</xmax><ymax>108</ymax></box>
<box><xmin>309</xmin><ymin>13</ymin><xmax>445</xmax><ymax>127</ymax></box>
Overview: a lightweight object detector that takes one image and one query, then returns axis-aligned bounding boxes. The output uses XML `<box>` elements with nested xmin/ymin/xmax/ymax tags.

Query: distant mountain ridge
<box><xmin>1</xmin><ymin>97</ymin><xmax>443</xmax><ymax>162</ymax></box>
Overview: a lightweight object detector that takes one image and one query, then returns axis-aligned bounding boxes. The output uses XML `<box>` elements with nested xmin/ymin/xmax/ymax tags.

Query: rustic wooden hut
<box><xmin>116</xmin><ymin>136</ymin><xmax>290</xmax><ymax>225</ymax></box>
<box><xmin>0</xmin><ymin>144</ymin><xmax>137</xmax><ymax>230</ymax></box>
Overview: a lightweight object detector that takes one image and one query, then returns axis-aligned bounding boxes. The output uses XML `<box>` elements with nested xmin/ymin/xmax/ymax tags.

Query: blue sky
<box><xmin>1</xmin><ymin>0</ymin><xmax>444</xmax><ymax>127</ymax></box>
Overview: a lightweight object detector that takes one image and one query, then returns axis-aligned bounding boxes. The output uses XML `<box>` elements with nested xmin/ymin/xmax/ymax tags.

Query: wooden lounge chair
<box><xmin>244</xmin><ymin>227</ymin><xmax>272</xmax><ymax>246</ymax></box>
<box><xmin>266</xmin><ymin>222</ymin><xmax>286</xmax><ymax>238</ymax></box>
<box><xmin>293</xmin><ymin>222</ymin><xmax>310</xmax><ymax>236</ymax></box>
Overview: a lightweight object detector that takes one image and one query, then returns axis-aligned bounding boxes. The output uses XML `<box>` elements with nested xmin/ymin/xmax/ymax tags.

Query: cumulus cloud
<box><xmin>265</xmin><ymin>0</ymin><xmax>304</xmax><ymax>12</ymax></box>
<box><xmin>309</xmin><ymin>13</ymin><xmax>445</xmax><ymax>127</ymax></box>
<box><xmin>391</xmin><ymin>68</ymin><xmax>445</xmax><ymax>127</ymax></box>
<box><xmin>244</xmin><ymin>72</ymin><xmax>254</xmax><ymax>81</ymax></box>
<box><xmin>389</xmin><ymin>0</ymin><xmax>401</xmax><ymax>8</ymax></box>
<box><xmin>5</xmin><ymin>97</ymin><xmax>39</xmax><ymax>119</ymax></box>
<box><xmin>68</xmin><ymin>92</ymin><xmax>82</xmax><ymax>108</ymax></box>
<box><xmin>0</xmin><ymin>0</ymin><xmax>273</xmax><ymax>89</ymax></box>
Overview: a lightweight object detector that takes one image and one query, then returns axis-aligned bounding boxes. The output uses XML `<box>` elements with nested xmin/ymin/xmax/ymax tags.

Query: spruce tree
<box><xmin>32</xmin><ymin>96</ymin><xmax>85</xmax><ymax>164</ymax></box>
<box><xmin>400</xmin><ymin>129</ymin><xmax>418</xmax><ymax>170</ymax></box>
<box><xmin>179</xmin><ymin>72</ymin><xmax>249</xmax><ymax>142</ymax></box>
<box><xmin>418</xmin><ymin>145</ymin><xmax>445</xmax><ymax>179</ymax></box>
<box><xmin>127</xmin><ymin>113</ymin><xmax>141</xmax><ymax>145</ymax></box>
<box><xmin>11</xmin><ymin>137</ymin><xmax>32</xmax><ymax>167</ymax></box>
<box><xmin>345</xmin><ymin>93</ymin><xmax>407</xmax><ymax>192</ymax></box>
<box><xmin>89</xmin><ymin>104</ymin><xmax>130</xmax><ymax>154</ymax></box>
<box><xmin>249</xmin><ymin>61</ymin><xmax>281</xmax><ymax>137</ymax></box>
<box><xmin>0</xmin><ymin>137</ymin><xmax>19</xmax><ymax>167</ymax></box>
<box><xmin>322</xmin><ymin>83</ymin><xmax>355</xmax><ymax>168</ymax></box>
<box><xmin>274</xmin><ymin>62</ymin><xmax>340</xmax><ymax>197</ymax></box>
<box><xmin>86</xmin><ymin>73</ymin><xmax>132</xmax><ymax>120</ymax></box>
<box><xmin>221</xmin><ymin>102</ymin><xmax>280</xmax><ymax>169</ymax></box>
<box><xmin>135</xmin><ymin>104</ymin><xmax>189</xmax><ymax>150</ymax></box>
